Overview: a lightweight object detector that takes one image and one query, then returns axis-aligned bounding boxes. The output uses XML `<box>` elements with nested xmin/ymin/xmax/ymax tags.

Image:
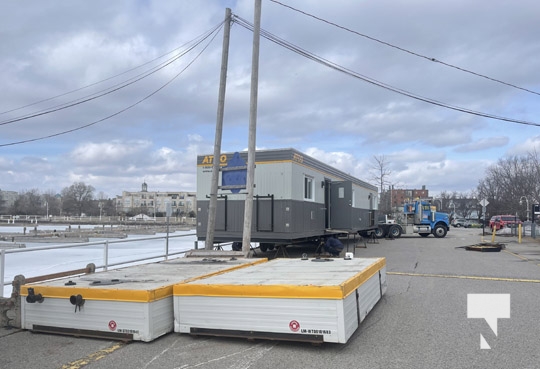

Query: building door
<box><xmin>330</xmin><ymin>181</ymin><xmax>353</xmax><ymax>229</ymax></box>
<box><xmin>324</xmin><ymin>178</ymin><xmax>332</xmax><ymax>228</ymax></box>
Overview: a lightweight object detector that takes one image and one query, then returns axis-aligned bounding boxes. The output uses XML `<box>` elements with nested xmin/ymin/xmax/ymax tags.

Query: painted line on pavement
<box><xmin>502</xmin><ymin>249</ymin><xmax>540</xmax><ymax>268</ymax></box>
<box><xmin>60</xmin><ymin>341</ymin><xmax>126</xmax><ymax>369</ymax></box>
<box><xmin>387</xmin><ymin>271</ymin><xmax>540</xmax><ymax>284</ymax></box>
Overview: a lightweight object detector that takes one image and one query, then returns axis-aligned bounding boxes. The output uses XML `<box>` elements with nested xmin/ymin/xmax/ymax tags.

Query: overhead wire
<box><xmin>233</xmin><ymin>15</ymin><xmax>540</xmax><ymax>128</ymax></box>
<box><xmin>0</xmin><ymin>21</ymin><xmax>225</xmax><ymax>127</ymax></box>
<box><xmin>0</xmin><ymin>20</ymin><xmax>225</xmax><ymax>147</ymax></box>
<box><xmin>0</xmin><ymin>32</ymin><xmax>212</xmax><ymax>117</ymax></box>
<box><xmin>268</xmin><ymin>0</ymin><xmax>540</xmax><ymax>97</ymax></box>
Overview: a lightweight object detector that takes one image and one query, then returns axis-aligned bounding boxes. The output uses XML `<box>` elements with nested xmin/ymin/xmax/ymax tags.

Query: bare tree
<box><xmin>9</xmin><ymin>189</ymin><xmax>44</xmax><ymax>215</ymax></box>
<box><xmin>370</xmin><ymin>155</ymin><xmax>392</xmax><ymax>194</ymax></box>
<box><xmin>61</xmin><ymin>182</ymin><xmax>95</xmax><ymax>216</ymax></box>
<box><xmin>369</xmin><ymin>155</ymin><xmax>392</xmax><ymax>212</ymax></box>
<box><xmin>477</xmin><ymin>152</ymin><xmax>540</xmax><ymax>220</ymax></box>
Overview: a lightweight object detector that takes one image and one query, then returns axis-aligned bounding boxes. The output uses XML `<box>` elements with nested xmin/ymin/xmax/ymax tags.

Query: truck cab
<box><xmin>376</xmin><ymin>200</ymin><xmax>450</xmax><ymax>238</ymax></box>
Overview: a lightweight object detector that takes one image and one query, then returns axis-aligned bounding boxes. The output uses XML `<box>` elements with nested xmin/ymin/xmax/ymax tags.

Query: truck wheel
<box><xmin>374</xmin><ymin>227</ymin><xmax>385</xmax><ymax>238</ymax></box>
<box><xmin>433</xmin><ymin>225</ymin><xmax>447</xmax><ymax>238</ymax></box>
<box><xmin>388</xmin><ymin>225</ymin><xmax>402</xmax><ymax>238</ymax></box>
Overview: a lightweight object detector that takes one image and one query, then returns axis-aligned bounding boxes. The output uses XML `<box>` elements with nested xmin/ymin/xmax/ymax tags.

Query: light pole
<box><xmin>450</xmin><ymin>201</ymin><xmax>456</xmax><ymax>218</ymax></box>
<box><xmin>519</xmin><ymin>196</ymin><xmax>530</xmax><ymax>222</ymax></box>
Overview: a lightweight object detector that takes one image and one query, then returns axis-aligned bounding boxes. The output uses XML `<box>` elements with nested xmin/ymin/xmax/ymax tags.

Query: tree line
<box><xmin>477</xmin><ymin>150</ymin><xmax>539</xmax><ymax>221</ymax></box>
<box><xmin>372</xmin><ymin>151</ymin><xmax>539</xmax><ymax>222</ymax></box>
<box><xmin>0</xmin><ymin>182</ymin><xmax>115</xmax><ymax>217</ymax></box>
<box><xmin>3</xmin><ymin>151</ymin><xmax>539</xmax><ymax>221</ymax></box>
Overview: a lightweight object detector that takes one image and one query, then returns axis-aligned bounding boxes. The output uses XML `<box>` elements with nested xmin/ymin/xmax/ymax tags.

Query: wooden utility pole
<box><xmin>242</xmin><ymin>0</ymin><xmax>262</xmax><ymax>256</ymax></box>
<box><xmin>206</xmin><ymin>8</ymin><xmax>232</xmax><ymax>250</ymax></box>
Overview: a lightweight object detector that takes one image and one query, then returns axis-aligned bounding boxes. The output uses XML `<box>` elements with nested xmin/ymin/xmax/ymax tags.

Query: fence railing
<box><xmin>0</xmin><ymin>232</ymin><xmax>197</xmax><ymax>297</ymax></box>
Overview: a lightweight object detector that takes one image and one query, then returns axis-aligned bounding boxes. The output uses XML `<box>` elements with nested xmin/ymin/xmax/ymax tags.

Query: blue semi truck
<box><xmin>374</xmin><ymin>200</ymin><xmax>450</xmax><ymax>238</ymax></box>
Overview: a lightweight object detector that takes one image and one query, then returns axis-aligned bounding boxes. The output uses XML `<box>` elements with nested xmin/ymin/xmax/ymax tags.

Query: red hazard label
<box><xmin>108</xmin><ymin>320</ymin><xmax>117</xmax><ymax>331</ymax></box>
<box><xmin>289</xmin><ymin>320</ymin><xmax>300</xmax><ymax>332</ymax></box>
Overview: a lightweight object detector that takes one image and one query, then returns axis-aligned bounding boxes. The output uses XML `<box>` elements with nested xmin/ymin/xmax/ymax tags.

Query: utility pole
<box><xmin>206</xmin><ymin>8</ymin><xmax>232</xmax><ymax>250</ymax></box>
<box><xmin>242</xmin><ymin>0</ymin><xmax>262</xmax><ymax>256</ymax></box>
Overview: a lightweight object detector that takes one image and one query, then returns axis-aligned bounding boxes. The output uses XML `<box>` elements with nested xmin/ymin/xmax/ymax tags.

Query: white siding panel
<box><xmin>342</xmin><ymin>292</ymin><xmax>359</xmax><ymax>342</ymax></box>
<box><xmin>254</xmin><ymin>162</ymin><xmax>292</xmax><ymax>199</ymax></box>
<box><xmin>21</xmin><ymin>297</ymin><xmax>171</xmax><ymax>342</ymax></box>
<box><xmin>357</xmin><ymin>268</ymin><xmax>386</xmax><ymax>322</ymax></box>
<box><xmin>175</xmin><ymin>296</ymin><xmax>345</xmax><ymax>343</ymax></box>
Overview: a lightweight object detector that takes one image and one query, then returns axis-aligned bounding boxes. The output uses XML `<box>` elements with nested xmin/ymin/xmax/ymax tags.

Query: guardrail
<box><xmin>0</xmin><ymin>232</ymin><xmax>198</xmax><ymax>297</ymax></box>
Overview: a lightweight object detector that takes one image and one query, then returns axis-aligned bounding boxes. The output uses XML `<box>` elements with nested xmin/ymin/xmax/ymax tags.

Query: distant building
<box><xmin>115</xmin><ymin>182</ymin><xmax>196</xmax><ymax>217</ymax></box>
<box><xmin>380</xmin><ymin>185</ymin><xmax>430</xmax><ymax>212</ymax></box>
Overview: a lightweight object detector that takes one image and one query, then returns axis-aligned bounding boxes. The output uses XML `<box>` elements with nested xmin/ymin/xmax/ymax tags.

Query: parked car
<box><xmin>464</xmin><ymin>220</ymin><xmax>482</xmax><ymax>228</ymax></box>
<box><xmin>489</xmin><ymin>215</ymin><xmax>522</xmax><ymax>230</ymax></box>
<box><xmin>452</xmin><ymin>218</ymin><xmax>467</xmax><ymax>227</ymax></box>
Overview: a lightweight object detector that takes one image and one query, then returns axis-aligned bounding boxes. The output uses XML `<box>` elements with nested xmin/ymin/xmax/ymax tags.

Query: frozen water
<box><xmin>1</xmin><ymin>230</ymin><xmax>200</xmax><ymax>297</ymax></box>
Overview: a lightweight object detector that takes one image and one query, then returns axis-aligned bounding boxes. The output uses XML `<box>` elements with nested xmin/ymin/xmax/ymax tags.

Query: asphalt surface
<box><xmin>1</xmin><ymin>228</ymin><xmax>539</xmax><ymax>369</ymax></box>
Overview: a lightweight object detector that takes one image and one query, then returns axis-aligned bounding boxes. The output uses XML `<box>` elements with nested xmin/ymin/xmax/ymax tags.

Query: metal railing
<box><xmin>0</xmin><ymin>232</ymin><xmax>197</xmax><ymax>297</ymax></box>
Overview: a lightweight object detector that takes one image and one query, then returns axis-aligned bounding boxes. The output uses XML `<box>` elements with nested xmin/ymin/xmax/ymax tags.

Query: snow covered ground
<box><xmin>1</xmin><ymin>229</ymin><xmax>199</xmax><ymax>297</ymax></box>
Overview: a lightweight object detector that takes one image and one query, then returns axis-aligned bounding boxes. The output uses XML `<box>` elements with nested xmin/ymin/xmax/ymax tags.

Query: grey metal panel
<box><xmin>255</xmin><ymin>195</ymin><xmax>273</xmax><ymax>232</ymax></box>
<box><xmin>197</xmin><ymin>199</ymin><xmax>326</xmax><ymax>243</ymax></box>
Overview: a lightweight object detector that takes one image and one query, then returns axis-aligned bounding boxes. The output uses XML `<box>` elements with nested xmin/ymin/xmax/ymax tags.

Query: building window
<box><xmin>304</xmin><ymin>176</ymin><xmax>314</xmax><ymax>201</ymax></box>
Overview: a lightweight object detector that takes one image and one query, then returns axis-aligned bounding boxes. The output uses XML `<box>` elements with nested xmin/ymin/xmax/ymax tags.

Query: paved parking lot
<box><xmin>1</xmin><ymin>228</ymin><xmax>539</xmax><ymax>369</ymax></box>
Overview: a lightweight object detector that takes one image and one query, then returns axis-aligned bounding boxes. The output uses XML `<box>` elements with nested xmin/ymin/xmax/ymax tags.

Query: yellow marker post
<box><xmin>518</xmin><ymin>224</ymin><xmax>522</xmax><ymax>244</ymax></box>
<box><xmin>491</xmin><ymin>226</ymin><xmax>496</xmax><ymax>243</ymax></box>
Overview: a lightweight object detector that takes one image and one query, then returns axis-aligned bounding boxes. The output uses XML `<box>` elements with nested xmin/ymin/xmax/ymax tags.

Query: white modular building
<box><xmin>197</xmin><ymin>148</ymin><xmax>379</xmax><ymax>249</ymax></box>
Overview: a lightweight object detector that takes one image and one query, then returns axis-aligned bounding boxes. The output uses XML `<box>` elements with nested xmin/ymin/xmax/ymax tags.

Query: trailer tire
<box><xmin>374</xmin><ymin>227</ymin><xmax>385</xmax><ymax>238</ymax></box>
<box><xmin>259</xmin><ymin>243</ymin><xmax>269</xmax><ymax>252</ymax></box>
<box><xmin>388</xmin><ymin>225</ymin><xmax>402</xmax><ymax>238</ymax></box>
<box><xmin>433</xmin><ymin>224</ymin><xmax>447</xmax><ymax>238</ymax></box>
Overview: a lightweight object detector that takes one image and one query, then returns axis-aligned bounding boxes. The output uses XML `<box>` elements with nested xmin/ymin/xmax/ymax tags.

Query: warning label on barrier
<box><xmin>289</xmin><ymin>320</ymin><xmax>300</xmax><ymax>332</ymax></box>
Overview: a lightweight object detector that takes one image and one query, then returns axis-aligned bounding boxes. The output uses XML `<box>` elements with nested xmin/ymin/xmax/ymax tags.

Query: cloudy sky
<box><xmin>1</xmin><ymin>0</ymin><xmax>539</xmax><ymax>199</ymax></box>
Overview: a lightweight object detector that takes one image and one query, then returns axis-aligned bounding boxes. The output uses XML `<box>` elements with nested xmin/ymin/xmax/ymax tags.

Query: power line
<box><xmin>0</xmin><ymin>35</ymin><xmax>206</xmax><ymax>116</ymax></box>
<box><xmin>0</xmin><ymin>22</ymin><xmax>224</xmax><ymax>147</ymax></box>
<box><xmin>268</xmin><ymin>0</ymin><xmax>540</xmax><ymax>97</ymax></box>
<box><xmin>0</xmin><ymin>21</ymin><xmax>225</xmax><ymax>126</ymax></box>
<box><xmin>233</xmin><ymin>15</ymin><xmax>540</xmax><ymax>128</ymax></box>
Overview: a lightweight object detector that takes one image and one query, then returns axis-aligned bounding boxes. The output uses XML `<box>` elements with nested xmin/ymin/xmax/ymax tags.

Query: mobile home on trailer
<box><xmin>197</xmin><ymin>148</ymin><xmax>378</xmax><ymax>249</ymax></box>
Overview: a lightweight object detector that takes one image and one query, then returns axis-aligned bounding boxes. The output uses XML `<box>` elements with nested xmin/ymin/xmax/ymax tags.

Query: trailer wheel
<box><xmin>259</xmin><ymin>243</ymin><xmax>269</xmax><ymax>252</ymax></box>
<box><xmin>374</xmin><ymin>227</ymin><xmax>385</xmax><ymax>238</ymax></box>
<box><xmin>433</xmin><ymin>224</ymin><xmax>447</xmax><ymax>238</ymax></box>
<box><xmin>388</xmin><ymin>225</ymin><xmax>402</xmax><ymax>238</ymax></box>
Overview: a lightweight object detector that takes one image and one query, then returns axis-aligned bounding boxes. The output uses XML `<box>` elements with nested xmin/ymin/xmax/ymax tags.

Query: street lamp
<box><xmin>449</xmin><ymin>201</ymin><xmax>456</xmax><ymax>218</ymax></box>
<box><xmin>519</xmin><ymin>196</ymin><xmax>530</xmax><ymax>222</ymax></box>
